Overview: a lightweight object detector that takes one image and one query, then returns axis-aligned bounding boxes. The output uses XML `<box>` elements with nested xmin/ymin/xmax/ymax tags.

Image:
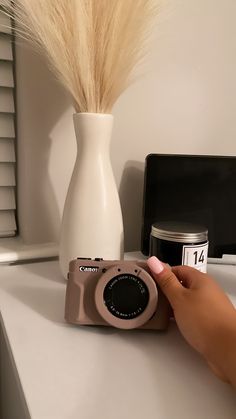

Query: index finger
<box><xmin>171</xmin><ymin>265</ymin><xmax>207</xmax><ymax>289</ymax></box>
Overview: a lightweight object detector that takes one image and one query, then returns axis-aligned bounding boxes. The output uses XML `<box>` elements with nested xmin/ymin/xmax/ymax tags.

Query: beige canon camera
<box><xmin>65</xmin><ymin>258</ymin><xmax>170</xmax><ymax>330</ymax></box>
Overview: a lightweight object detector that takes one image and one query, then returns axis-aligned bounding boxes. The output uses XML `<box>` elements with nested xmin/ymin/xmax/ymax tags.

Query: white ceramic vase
<box><xmin>59</xmin><ymin>112</ymin><xmax>124</xmax><ymax>279</ymax></box>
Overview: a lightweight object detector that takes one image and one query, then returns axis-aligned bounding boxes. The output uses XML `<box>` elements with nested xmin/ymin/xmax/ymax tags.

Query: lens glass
<box><xmin>103</xmin><ymin>274</ymin><xmax>149</xmax><ymax>319</ymax></box>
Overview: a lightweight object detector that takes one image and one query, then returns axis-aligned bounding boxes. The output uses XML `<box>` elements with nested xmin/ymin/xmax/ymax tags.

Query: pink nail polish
<box><xmin>147</xmin><ymin>256</ymin><xmax>164</xmax><ymax>275</ymax></box>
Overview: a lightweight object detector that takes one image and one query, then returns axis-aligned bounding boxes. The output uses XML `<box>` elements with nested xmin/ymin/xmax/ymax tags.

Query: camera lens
<box><xmin>103</xmin><ymin>274</ymin><xmax>149</xmax><ymax>319</ymax></box>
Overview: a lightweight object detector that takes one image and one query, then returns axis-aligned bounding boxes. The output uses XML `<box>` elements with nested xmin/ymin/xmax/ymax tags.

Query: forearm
<box><xmin>223</xmin><ymin>334</ymin><xmax>236</xmax><ymax>389</ymax></box>
<box><xmin>207</xmin><ymin>323</ymin><xmax>236</xmax><ymax>388</ymax></box>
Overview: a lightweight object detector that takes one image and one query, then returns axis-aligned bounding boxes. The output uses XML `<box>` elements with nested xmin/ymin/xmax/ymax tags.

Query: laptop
<box><xmin>141</xmin><ymin>154</ymin><xmax>236</xmax><ymax>264</ymax></box>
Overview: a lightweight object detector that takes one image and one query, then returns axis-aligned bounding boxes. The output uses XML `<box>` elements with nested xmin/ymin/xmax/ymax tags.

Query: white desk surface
<box><xmin>0</xmin><ymin>253</ymin><xmax>236</xmax><ymax>419</ymax></box>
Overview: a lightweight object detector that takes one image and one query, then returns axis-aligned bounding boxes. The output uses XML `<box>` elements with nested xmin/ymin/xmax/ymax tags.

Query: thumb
<box><xmin>147</xmin><ymin>256</ymin><xmax>183</xmax><ymax>306</ymax></box>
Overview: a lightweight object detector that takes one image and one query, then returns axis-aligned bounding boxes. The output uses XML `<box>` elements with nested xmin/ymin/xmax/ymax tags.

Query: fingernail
<box><xmin>147</xmin><ymin>256</ymin><xmax>164</xmax><ymax>275</ymax></box>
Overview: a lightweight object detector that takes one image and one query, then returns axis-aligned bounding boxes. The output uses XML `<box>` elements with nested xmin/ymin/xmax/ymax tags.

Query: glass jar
<box><xmin>150</xmin><ymin>221</ymin><xmax>209</xmax><ymax>272</ymax></box>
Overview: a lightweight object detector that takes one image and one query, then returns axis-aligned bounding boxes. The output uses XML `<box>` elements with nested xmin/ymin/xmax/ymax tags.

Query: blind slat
<box><xmin>0</xmin><ymin>61</ymin><xmax>13</xmax><ymax>87</ymax></box>
<box><xmin>0</xmin><ymin>9</ymin><xmax>16</xmax><ymax>238</ymax></box>
<box><xmin>0</xmin><ymin>35</ymin><xmax>12</xmax><ymax>60</ymax></box>
<box><xmin>0</xmin><ymin>87</ymin><xmax>14</xmax><ymax>112</ymax></box>
<box><xmin>0</xmin><ymin>187</ymin><xmax>15</xmax><ymax>209</ymax></box>
<box><xmin>0</xmin><ymin>138</ymin><xmax>15</xmax><ymax>162</ymax></box>
<box><xmin>0</xmin><ymin>113</ymin><xmax>15</xmax><ymax>137</ymax></box>
<box><xmin>0</xmin><ymin>231</ymin><xmax>15</xmax><ymax>237</ymax></box>
<box><xmin>0</xmin><ymin>12</ymin><xmax>11</xmax><ymax>35</ymax></box>
<box><xmin>0</xmin><ymin>1</ymin><xmax>11</xmax><ymax>6</ymax></box>
<box><xmin>0</xmin><ymin>163</ymin><xmax>15</xmax><ymax>186</ymax></box>
<box><xmin>0</xmin><ymin>210</ymin><xmax>16</xmax><ymax>234</ymax></box>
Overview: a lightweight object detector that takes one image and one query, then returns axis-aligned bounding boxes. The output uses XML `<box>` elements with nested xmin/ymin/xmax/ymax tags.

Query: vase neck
<box><xmin>73</xmin><ymin>113</ymin><xmax>113</xmax><ymax>152</ymax></box>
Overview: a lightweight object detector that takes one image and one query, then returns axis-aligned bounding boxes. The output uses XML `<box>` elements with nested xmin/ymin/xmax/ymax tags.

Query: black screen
<box><xmin>141</xmin><ymin>154</ymin><xmax>236</xmax><ymax>258</ymax></box>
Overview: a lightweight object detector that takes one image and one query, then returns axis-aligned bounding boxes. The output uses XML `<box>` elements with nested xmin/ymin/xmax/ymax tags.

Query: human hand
<box><xmin>147</xmin><ymin>256</ymin><xmax>236</xmax><ymax>386</ymax></box>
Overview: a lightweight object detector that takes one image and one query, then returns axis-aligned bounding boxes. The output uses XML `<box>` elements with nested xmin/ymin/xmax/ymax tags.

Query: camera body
<box><xmin>65</xmin><ymin>258</ymin><xmax>170</xmax><ymax>330</ymax></box>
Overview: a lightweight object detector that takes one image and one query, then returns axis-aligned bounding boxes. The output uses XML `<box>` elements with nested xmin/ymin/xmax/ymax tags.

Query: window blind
<box><xmin>0</xmin><ymin>7</ymin><xmax>16</xmax><ymax>237</ymax></box>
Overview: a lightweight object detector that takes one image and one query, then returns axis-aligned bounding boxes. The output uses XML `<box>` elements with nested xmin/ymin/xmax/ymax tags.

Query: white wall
<box><xmin>15</xmin><ymin>0</ymin><xmax>236</xmax><ymax>251</ymax></box>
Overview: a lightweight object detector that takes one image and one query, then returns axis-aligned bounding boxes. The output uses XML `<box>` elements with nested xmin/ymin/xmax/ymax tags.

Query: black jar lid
<box><xmin>151</xmin><ymin>221</ymin><xmax>208</xmax><ymax>243</ymax></box>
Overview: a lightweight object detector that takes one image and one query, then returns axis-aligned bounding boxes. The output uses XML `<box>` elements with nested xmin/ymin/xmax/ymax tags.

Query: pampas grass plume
<box><xmin>3</xmin><ymin>0</ymin><xmax>158</xmax><ymax>113</ymax></box>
